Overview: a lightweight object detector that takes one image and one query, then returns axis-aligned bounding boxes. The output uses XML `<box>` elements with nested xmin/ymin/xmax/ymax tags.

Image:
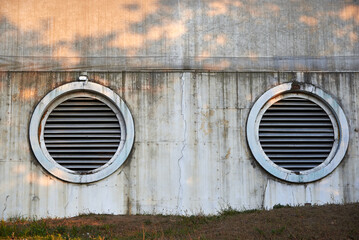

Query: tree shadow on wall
<box><xmin>0</xmin><ymin>0</ymin><xmax>358</xmax><ymax>71</ymax></box>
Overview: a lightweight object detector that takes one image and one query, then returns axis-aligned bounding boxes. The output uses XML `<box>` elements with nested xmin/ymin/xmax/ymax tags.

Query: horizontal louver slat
<box><xmin>259</xmin><ymin>133</ymin><xmax>334</xmax><ymax>137</ymax></box>
<box><xmin>259</xmin><ymin>128</ymin><xmax>334</xmax><ymax>132</ymax></box>
<box><xmin>47</xmin><ymin>117</ymin><xmax>118</xmax><ymax>122</ymax></box>
<box><xmin>260</xmin><ymin>122</ymin><xmax>332</xmax><ymax>126</ymax></box>
<box><xmin>267</xmin><ymin>154</ymin><xmax>328</xmax><ymax>158</ymax></box>
<box><xmin>45</xmin><ymin>124</ymin><xmax>120</xmax><ymax>128</ymax></box>
<box><xmin>46</xmin><ymin>144</ymin><xmax>119</xmax><ymax>148</ymax></box>
<box><xmin>261</xmin><ymin>143</ymin><xmax>333</xmax><ymax>148</ymax></box>
<box><xmin>44</xmin><ymin>97</ymin><xmax>121</xmax><ymax>172</ymax></box>
<box><xmin>263</xmin><ymin>149</ymin><xmax>331</xmax><ymax>153</ymax></box>
<box><xmin>57</xmin><ymin>160</ymin><xmax>110</xmax><ymax>164</ymax></box>
<box><xmin>48</xmin><ymin>149</ymin><xmax>117</xmax><ymax>153</ymax></box>
<box><xmin>267</xmin><ymin>107</ymin><xmax>322</xmax><ymax>111</ymax></box>
<box><xmin>45</xmin><ymin>129</ymin><xmax>120</xmax><ymax>133</ymax></box>
<box><xmin>275</xmin><ymin>164</ymin><xmax>319</xmax><ymax>169</ymax></box>
<box><xmin>53</xmin><ymin>107</ymin><xmax>111</xmax><ymax>111</ymax></box>
<box><xmin>60</xmin><ymin>101</ymin><xmax>106</xmax><ymax>106</ymax></box>
<box><xmin>274</xmin><ymin>102</ymin><xmax>316</xmax><ymax>106</ymax></box>
<box><xmin>44</xmin><ymin>134</ymin><xmax>121</xmax><ymax>138</ymax></box>
<box><xmin>50</xmin><ymin>112</ymin><xmax>115</xmax><ymax>116</ymax></box>
<box><xmin>259</xmin><ymin>97</ymin><xmax>334</xmax><ymax>172</ymax></box>
<box><xmin>264</xmin><ymin>112</ymin><xmax>327</xmax><ymax>116</ymax></box>
<box><xmin>261</xmin><ymin>117</ymin><xmax>331</xmax><ymax>121</ymax></box>
<box><xmin>273</xmin><ymin>160</ymin><xmax>324</xmax><ymax>163</ymax></box>
<box><xmin>61</xmin><ymin>165</ymin><xmax>105</xmax><ymax>169</ymax></box>
<box><xmin>45</xmin><ymin>139</ymin><xmax>121</xmax><ymax>143</ymax></box>
<box><xmin>259</xmin><ymin>138</ymin><xmax>334</xmax><ymax>142</ymax></box>
<box><xmin>51</xmin><ymin>154</ymin><xmax>114</xmax><ymax>158</ymax></box>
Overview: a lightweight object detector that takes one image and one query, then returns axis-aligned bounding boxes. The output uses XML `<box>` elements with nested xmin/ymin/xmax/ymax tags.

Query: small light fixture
<box><xmin>78</xmin><ymin>71</ymin><xmax>88</xmax><ymax>81</ymax></box>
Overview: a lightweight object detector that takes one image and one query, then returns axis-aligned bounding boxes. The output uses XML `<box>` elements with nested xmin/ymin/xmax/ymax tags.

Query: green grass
<box><xmin>0</xmin><ymin>220</ymin><xmax>108</xmax><ymax>239</ymax></box>
<box><xmin>0</xmin><ymin>208</ymin><xmax>259</xmax><ymax>240</ymax></box>
<box><xmin>1</xmin><ymin>203</ymin><xmax>357</xmax><ymax>239</ymax></box>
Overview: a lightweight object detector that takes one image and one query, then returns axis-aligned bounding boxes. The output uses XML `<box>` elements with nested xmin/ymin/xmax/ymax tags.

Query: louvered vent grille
<box><xmin>44</xmin><ymin>97</ymin><xmax>121</xmax><ymax>172</ymax></box>
<box><xmin>259</xmin><ymin>97</ymin><xmax>334</xmax><ymax>172</ymax></box>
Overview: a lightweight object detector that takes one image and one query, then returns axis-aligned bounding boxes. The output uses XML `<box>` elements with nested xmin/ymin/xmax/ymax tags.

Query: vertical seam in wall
<box><xmin>7</xmin><ymin>72</ymin><xmax>12</xmax><ymax>162</ymax></box>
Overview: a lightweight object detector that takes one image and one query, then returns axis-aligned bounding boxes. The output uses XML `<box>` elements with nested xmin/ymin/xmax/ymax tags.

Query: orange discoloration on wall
<box><xmin>182</xmin><ymin>9</ymin><xmax>194</xmax><ymax>20</ymax></box>
<box><xmin>339</xmin><ymin>5</ymin><xmax>359</xmax><ymax>23</ymax></box>
<box><xmin>349</xmin><ymin>32</ymin><xmax>358</xmax><ymax>42</ymax></box>
<box><xmin>195</xmin><ymin>50</ymin><xmax>211</xmax><ymax>62</ymax></box>
<box><xmin>335</xmin><ymin>29</ymin><xmax>346</xmax><ymax>38</ymax></box>
<box><xmin>0</xmin><ymin>0</ymin><xmax>163</xmax><ymax>56</ymax></box>
<box><xmin>200</xmin><ymin>121</ymin><xmax>213</xmax><ymax>135</ymax></box>
<box><xmin>216</xmin><ymin>35</ymin><xmax>227</xmax><ymax>45</ymax></box>
<box><xmin>26</xmin><ymin>172</ymin><xmax>53</xmax><ymax>186</ymax></box>
<box><xmin>0</xmin><ymin>0</ymin><xmax>357</xmax><ymax>71</ymax></box>
<box><xmin>207</xmin><ymin>0</ymin><xmax>242</xmax><ymax>16</ymax></box>
<box><xmin>20</xmin><ymin>88</ymin><xmax>37</xmax><ymax>99</ymax></box>
<box><xmin>224</xmin><ymin>148</ymin><xmax>231</xmax><ymax>160</ymax></box>
<box><xmin>200</xmin><ymin>109</ymin><xmax>214</xmax><ymax>135</ymax></box>
<box><xmin>204</xmin><ymin>60</ymin><xmax>231</xmax><ymax>70</ymax></box>
<box><xmin>204</xmin><ymin>34</ymin><xmax>212</xmax><ymax>41</ymax></box>
<box><xmin>110</xmin><ymin>20</ymin><xmax>186</xmax><ymax>49</ymax></box>
<box><xmin>0</xmin><ymin>0</ymin><xmax>158</xmax><ymax>42</ymax></box>
<box><xmin>299</xmin><ymin>16</ymin><xmax>318</xmax><ymax>26</ymax></box>
<box><xmin>164</xmin><ymin>22</ymin><xmax>187</xmax><ymax>40</ymax></box>
<box><xmin>335</xmin><ymin>26</ymin><xmax>358</xmax><ymax>43</ymax></box>
<box><xmin>53</xmin><ymin>47</ymin><xmax>81</xmax><ymax>66</ymax></box>
<box><xmin>11</xmin><ymin>165</ymin><xmax>26</xmax><ymax>174</ymax></box>
<box><xmin>248</xmin><ymin>51</ymin><xmax>259</xmax><ymax>62</ymax></box>
<box><xmin>200</xmin><ymin>50</ymin><xmax>211</xmax><ymax>59</ymax></box>
<box><xmin>265</xmin><ymin>3</ymin><xmax>280</xmax><ymax>13</ymax></box>
<box><xmin>207</xmin><ymin>2</ymin><xmax>228</xmax><ymax>16</ymax></box>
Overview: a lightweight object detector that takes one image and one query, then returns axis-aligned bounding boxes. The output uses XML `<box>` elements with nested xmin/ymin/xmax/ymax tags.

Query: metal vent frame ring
<box><xmin>247</xmin><ymin>82</ymin><xmax>349</xmax><ymax>183</ymax></box>
<box><xmin>29</xmin><ymin>82</ymin><xmax>135</xmax><ymax>183</ymax></box>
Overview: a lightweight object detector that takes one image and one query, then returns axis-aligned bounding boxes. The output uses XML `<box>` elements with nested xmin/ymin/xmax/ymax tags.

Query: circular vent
<box><xmin>259</xmin><ymin>96</ymin><xmax>335</xmax><ymax>172</ymax></box>
<box><xmin>29</xmin><ymin>81</ymin><xmax>134</xmax><ymax>183</ymax></box>
<box><xmin>246</xmin><ymin>82</ymin><xmax>349</xmax><ymax>183</ymax></box>
<box><xmin>44</xmin><ymin>97</ymin><xmax>121</xmax><ymax>172</ymax></box>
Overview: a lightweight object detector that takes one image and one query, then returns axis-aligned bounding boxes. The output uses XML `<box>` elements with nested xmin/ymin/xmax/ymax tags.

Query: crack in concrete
<box><xmin>64</xmin><ymin>201</ymin><xmax>69</xmax><ymax>212</ymax></box>
<box><xmin>2</xmin><ymin>195</ymin><xmax>9</xmax><ymax>218</ymax></box>
<box><xmin>262</xmin><ymin>180</ymin><xmax>269</xmax><ymax>209</ymax></box>
<box><xmin>118</xmin><ymin>169</ymin><xmax>130</xmax><ymax>182</ymax></box>
<box><xmin>177</xmin><ymin>72</ymin><xmax>187</xmax><ymax>213</ymax></box>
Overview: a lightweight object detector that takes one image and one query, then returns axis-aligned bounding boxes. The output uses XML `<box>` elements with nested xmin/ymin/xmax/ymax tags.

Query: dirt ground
<box><xmin>1</xmin><ymin>203</ymin><xmax>359</xmax><ymax>239</ymax></box>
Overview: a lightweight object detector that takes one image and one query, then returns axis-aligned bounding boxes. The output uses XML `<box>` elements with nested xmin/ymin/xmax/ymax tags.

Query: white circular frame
<box><xmin>247</xmin><ymin>82</ymin><xmax>349</xmax><ymax>183</ymax></box>
<box><xmin>29</xmin><ymin>82</ymin><xmax>135</xmax><ymax>183</ymax></box>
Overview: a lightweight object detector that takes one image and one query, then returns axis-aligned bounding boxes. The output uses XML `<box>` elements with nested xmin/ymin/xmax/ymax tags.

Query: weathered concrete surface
<box><xmin>0</xmin><ymin>0</ymin><xmax>358</xmax><ymax>71</ymax></box>
<box><xmin>0</xmin><ymin>72</ymin><xmax>358</xmax><ymax>219</ymax></box>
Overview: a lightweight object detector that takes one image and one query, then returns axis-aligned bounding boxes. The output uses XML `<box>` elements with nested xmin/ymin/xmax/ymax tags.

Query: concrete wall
<box><xmin>0</xmin><ymin>71</ymin><xmax>358</xmax><ymax>219</ymax></box>
<box><xmin>0</xmin><ymin>0</ymin><xmax>358</xmax><ymax>71</ymax></box>
<box><xmin>0</xmin><ymin>0</ymin><xmax>358</xmax><ymax>219</ymax></box>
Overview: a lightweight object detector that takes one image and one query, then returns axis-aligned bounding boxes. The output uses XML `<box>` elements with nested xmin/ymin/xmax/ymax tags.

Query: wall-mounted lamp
<box><xmin>78</xmin><ymin>72</ymin><xmax>88</xmax><ymax>81</ymax></box>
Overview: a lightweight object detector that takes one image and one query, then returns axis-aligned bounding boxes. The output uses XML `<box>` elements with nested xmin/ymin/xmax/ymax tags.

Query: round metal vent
<box><xmin>247</xmin><ymin>82</ymin><xmax>349</xmax><ymax>183</ymax></box>
<box><xmin>44</xmin><ymin>96</ymin><xmax>122</xmax><ymax>172</ymax></box>
<box><xmin>29</xmin><ymin>82</ymin><xmax>135</xmax><ymax>183</ymax></box>
<box><xmin>259</xmin><ymin>96</ymin><xmax>335</xmax><ymax>172</ymax></box>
